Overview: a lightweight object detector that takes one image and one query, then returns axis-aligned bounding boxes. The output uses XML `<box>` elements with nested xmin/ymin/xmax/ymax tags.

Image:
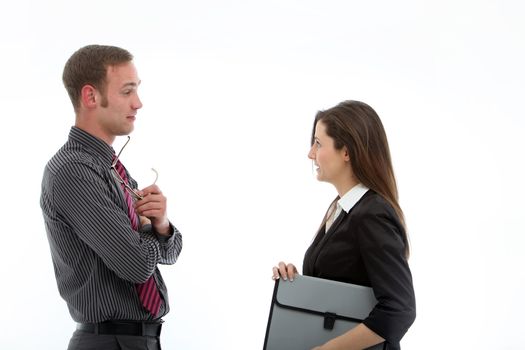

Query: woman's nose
<box><xmin>308</xmin><ymin>145</ymin><xmax>315</xmax><ymax>160</ymax></box>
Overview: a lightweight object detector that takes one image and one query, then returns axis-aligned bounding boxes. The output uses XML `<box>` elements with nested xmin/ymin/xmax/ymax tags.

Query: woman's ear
<box><xmin>343</xmin><ymin>147</ymin><xmax>350</xmax><ymax>161</ymax></box>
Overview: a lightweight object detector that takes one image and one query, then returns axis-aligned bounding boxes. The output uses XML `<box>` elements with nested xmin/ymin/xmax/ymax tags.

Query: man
<box><xmin>40</xmin><ymin>45</ymin><xmax>183</xmax><ymax>350</ymax></box>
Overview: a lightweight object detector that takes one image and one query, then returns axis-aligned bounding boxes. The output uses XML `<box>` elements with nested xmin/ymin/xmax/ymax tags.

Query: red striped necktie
<box><xmin>113</xmin><ymin>157</ymin><xmax>162</xmax><ymax>317</ymax></box>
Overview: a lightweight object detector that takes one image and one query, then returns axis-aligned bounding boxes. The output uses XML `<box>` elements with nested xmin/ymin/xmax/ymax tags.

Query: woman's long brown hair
<box><xmin>312</xmin><ymin>100</ymin><xmax>410</xmax><ymax>257</ymax></box>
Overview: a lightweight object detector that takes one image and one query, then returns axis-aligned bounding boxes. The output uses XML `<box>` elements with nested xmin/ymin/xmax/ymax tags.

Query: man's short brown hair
<box><xmin>62</xmin><ymin>45</ymin><xmax>133</xmax><ymax>111</ymax></box>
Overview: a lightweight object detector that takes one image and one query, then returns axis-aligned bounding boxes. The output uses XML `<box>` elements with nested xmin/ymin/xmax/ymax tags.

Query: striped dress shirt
<box><xmin>40</xmin><ymin>127</ymin><xmax>183</xmax><ymax>323</ymax></box>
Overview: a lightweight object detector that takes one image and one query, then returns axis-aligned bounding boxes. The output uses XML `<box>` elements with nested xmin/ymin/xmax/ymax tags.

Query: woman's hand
<box><xmin>272</xmin><ymin>261</ymin><xmax>298</xmax><ymax>281</ymax></box>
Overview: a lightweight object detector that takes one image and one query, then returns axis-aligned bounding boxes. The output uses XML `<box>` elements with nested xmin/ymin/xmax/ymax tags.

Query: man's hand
<box><xmin>139</xmin><ymin>215</ymin><xmax>151</xmax><ymax>228</ymax></box>
<box><xmin>134</xmin><ymin>184</ymin><xmax>170</xmax><ymax>236</ymax></box>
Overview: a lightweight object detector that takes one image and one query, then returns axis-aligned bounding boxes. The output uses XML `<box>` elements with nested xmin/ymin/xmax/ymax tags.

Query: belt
<box><xmin>77</xmin><ymin>320</ymin><xmax>163</xmax><ymax>337</ymax></box>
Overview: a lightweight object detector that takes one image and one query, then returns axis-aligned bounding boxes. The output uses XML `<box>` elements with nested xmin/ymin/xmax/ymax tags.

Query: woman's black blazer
<box><xmin>303</xmin><ymin>190</ymin><xmax>416</xmax><ymax>349</ymax></box>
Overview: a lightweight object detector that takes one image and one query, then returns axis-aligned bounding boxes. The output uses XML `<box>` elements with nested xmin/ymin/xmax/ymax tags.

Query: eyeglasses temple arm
<box><xmin>112</xmin><ymin>136</ymin><xmax>131</xmax><ymax>167</ymax></box>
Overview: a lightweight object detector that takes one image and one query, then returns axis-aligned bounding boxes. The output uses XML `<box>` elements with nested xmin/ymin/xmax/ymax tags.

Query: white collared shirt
<box><xmin>325</xmin><ymin>183</ymin><xmax>370</xmax><ymax>232</ymax></box>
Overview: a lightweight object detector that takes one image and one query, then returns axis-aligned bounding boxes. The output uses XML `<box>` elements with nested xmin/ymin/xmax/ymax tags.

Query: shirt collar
<box><xmin>68</xmin><ymin>126</ymin><xmax>115</xmax><ymax>166</ymax></box>
<box><xmin>338</xmin><ymin>183</ymin><xmax>370</xmax><ymax>214</ymax></box>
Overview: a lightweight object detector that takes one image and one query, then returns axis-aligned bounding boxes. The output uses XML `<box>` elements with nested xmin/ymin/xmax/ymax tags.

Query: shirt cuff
<box><xmin>139</xmin><ymin>222</ymin><xmax>175</xmax><ymax>242</ymax></box>
<box><xmin>154</xmin><ymin>222</ymin><xmax>175</xmax><ymax>243</ymax></box>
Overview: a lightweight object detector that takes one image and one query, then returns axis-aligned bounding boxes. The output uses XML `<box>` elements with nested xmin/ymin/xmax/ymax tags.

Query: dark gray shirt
<box><xmin>40</xmin><ymin>127</ymin><xmax>183</xmax><ymax>323</ymax></box>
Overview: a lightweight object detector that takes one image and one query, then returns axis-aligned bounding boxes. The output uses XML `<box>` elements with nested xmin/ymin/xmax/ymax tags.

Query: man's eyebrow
<box><xmin>121</xmin><ymin>80</ymin><xmax>141</xmax><ymax>89</ymax></box>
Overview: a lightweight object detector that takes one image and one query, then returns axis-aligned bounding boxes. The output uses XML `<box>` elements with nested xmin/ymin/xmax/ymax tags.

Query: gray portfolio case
<box><xmin>263</xmin><ymin>274</ymin><xmax>385</xmax><ymax>350</ymax></box>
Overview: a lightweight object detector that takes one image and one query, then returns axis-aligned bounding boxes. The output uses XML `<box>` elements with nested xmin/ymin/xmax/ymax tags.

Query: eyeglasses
<box><xmin>110</xmin><ymin>136</ymin><xmax>158</xmax><ymax>201</ymax></box>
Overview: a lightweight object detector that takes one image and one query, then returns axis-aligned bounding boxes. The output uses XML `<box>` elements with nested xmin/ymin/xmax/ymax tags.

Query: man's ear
<box><xmin>80</xmin><ymin>85</ymin><xmax>98</xmax><ymax>109</ymax></box>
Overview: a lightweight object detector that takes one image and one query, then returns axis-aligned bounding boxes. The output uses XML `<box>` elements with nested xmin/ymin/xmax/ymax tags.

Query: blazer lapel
<box><xmin>325</xmin><ymin>210</ymin><xmax>347</xmax><ymax>236</ymax></box>
<box><xmin>308</xmin><ymin>210</ymin><xmax>349</xmax><ymax>272</ymax></box>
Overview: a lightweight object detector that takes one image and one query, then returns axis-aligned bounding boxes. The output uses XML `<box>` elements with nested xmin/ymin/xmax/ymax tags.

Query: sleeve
<box><xmin>53</xmin><ymin>161</ymin><xmax>162</xmax><ymax>284</ymax></box>
<box><xmin>355</xmin><ymin>207</ymin><xmax>416</xmax><ymax>343</ymax></box>
<box><xmin>128</xmin><ymin>173</ymin><xmax>183</xmax><ymax>265</ymax></box>
<box><xmin>140</xmin><ymin>223</ymin><xmax>183</xmax><ymax>265</ymax></box>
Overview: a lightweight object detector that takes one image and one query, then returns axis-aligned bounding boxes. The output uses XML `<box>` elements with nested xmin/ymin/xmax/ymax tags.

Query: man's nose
<box><xmin>133</xmin><ymin>95</ymin><xmax>143</xmax><ymax>110</ymax></box>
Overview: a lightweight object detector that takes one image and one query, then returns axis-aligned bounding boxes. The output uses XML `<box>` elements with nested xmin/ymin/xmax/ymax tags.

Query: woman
<box><xmin>272</xmin><ymin>100</ymin><xmax>416</xmax><ymax>350</ymax></box>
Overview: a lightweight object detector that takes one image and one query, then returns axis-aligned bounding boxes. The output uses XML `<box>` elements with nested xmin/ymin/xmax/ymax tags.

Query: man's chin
<box><xmin>117</xmin><ymin>126</ymin><xmax>134</xmax><ymax>136</ymax></box>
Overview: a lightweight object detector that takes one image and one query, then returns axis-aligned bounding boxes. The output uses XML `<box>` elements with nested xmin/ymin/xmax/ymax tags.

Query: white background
<box><xmin>1</xmin><ymin>1</ymin><xmax>524</xmax><ymax>349</ymax></box>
